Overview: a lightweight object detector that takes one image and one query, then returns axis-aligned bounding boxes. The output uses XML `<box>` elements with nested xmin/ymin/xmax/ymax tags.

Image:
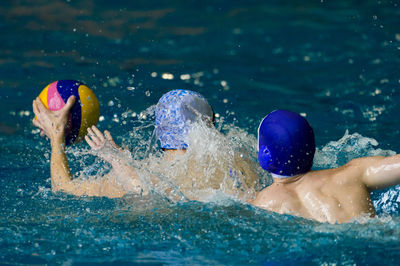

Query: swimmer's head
<box><xmin>258</xmin><ymin>110</ymin><xmax>315</xmax><ymax>177</ymax></box>
<box><xmin>155</xmin><ymin>89</ymin><xmax>214</xmax><ymax>149</ymax></box>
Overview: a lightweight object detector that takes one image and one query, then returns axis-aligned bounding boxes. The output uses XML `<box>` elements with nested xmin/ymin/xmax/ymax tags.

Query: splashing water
<box><xmin>68</xmin><ymin>108</ymin><xmax>267</xmax><ymax>204</ymax></box>
<box><xmin>138</xmin><ymin>121</ymin><xmax>265</xmax><ymax>203</ymax></box>
<box><xmin>314</xmin><ymin>129</ymin><xmax>396</xmax><ymax>169</ymax></box>
<box><xmin>68</xmin><ymin>116</ymin><xmax>400</xmax><ymax>217</ymax></box>
<box><xmin>2</xmin><ymin>0</ymin><xmax>400</xmax><ymax>263</ymax></box>
<box><xmin>3</xmin><ymin>113</ymin><xmax>400</xmax><ymax>264</ymax></box>
<box><xmin>314</xmin><ymin>130</ymin><xmax>400</xmax><ymax>214</ymax></box>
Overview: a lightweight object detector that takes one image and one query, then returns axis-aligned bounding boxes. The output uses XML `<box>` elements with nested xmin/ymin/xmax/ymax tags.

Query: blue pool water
<box><xmin>1</xmin><ymin>0</ymin><xmax>400</xmax><ymax>264</ymax></box>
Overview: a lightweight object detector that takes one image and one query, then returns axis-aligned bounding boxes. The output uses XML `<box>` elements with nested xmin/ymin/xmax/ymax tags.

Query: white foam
<box><xmin>69</xmin><ymin>111</ymin><xmax>266</xmax><ymax>203</ymax></box>
<box><xmin>135</xmin><ymin>120</ymin><xmax>265</xmax><ymax>203</ymax></box>
<box><xmin>314</xmin><ymin>129</ymin><xmax>395</xmax><ymax>169</ymax></box>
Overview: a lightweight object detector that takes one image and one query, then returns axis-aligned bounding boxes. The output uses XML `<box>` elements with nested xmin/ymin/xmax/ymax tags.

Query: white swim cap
<box><xmin>155</xmin><ymin>90</ymin><xmax>214</xmax><ymax>149</ymax></box>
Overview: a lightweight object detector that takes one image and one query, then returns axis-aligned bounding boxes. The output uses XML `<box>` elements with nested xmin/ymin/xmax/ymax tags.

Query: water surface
<box><xmin>1</xmin><ymin>0</ymin><xmax>400</xmax><ymax>264</ymax></box>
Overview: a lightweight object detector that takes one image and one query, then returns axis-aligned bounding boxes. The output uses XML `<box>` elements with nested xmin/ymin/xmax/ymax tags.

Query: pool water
<box><xmin>1</xmin><ymin>0</ymin><xmax>400</xmax><ymax>264</ymax></box>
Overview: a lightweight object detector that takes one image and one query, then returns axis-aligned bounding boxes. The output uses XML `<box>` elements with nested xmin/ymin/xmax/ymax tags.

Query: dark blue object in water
<box><xmin>258</xmin><ymin>110</ymin><xmax>315</xmax><ymax>176</ymax></box>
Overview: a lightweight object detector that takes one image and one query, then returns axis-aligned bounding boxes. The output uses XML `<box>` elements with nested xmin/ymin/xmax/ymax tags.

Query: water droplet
<box><xmin>161</xmin><ymin>73</ymin><xmax>174</xmax><ymax>80</ymax></box>
<box><xmin>180</xmin><ymin>74</ymin><xmax>191</xmax><ymax>80</ymax></box>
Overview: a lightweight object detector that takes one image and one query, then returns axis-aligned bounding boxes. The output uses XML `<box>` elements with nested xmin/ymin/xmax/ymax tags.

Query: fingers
<box><xmin>85</xmin><ymin>126</ymin><xmax>121</xmax><ymax>152</ymax></box>
<box><xmin>104</xmin><ymin>130</ymin><xmax>119</xmax><ymax>149</ymax></box>
<box><xmin>35</xmin><ymin>97</ymin><xmax>47</xmax><ymax>113</ymax></box>
<box><xmin>32</xmin><ymin>118</ymin><xmax>48</xmax><ymax>138</ymax></box>
<box><xmin>32</xmin><ymin>117</ymin><xmax>42</xmax><ymax>129</ymax></box>
<box><xmin>62</xmin><ymin>96</ymin><xmax>76</xmax><ymax>113</ymax></box>
<box><xmin>32</xmin><ymin>100</ymin><xmax>50</xmax><ymax>138</ymax></box>
<box><xmin>91</xmin><ymin>126</ymin><xmax>105</xmax><ymax>143</ymax></box>
<box><xmin>87</xmin><ymin>127</ymin><xmax>102</xmax><ymax>146</ymax></box>
<box><xmin>85</xmin><ymin>135</ymin><xmax>96</xmax><ymax>149</ymax></box>
<box><xmin>104</xmin><ymin>130</ymin><xmax>113</xmax><ymax>141</ymax></box>
<box><xmin>32</xmin><ymin>98</ymin><xmax>45</xmax><ymax>117</ymax></box>
<box><xmin>85</xmin><ymin>127</ymin><xmax>121</xmax><ymax>152</ymax></box>
<box><xmin>32</xmin><ymin>99</ymin><xmax>39</xmax><ymax>116</ymax></box>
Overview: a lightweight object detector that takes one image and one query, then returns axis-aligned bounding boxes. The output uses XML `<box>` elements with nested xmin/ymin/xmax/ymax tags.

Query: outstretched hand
<box><xmin>32</xmin><ymin>96</ymin><xmax>76</xmax><ymax>142</ymax></box>
<box><xmin>85</xmin><ymin>125</ymin><xmax>123</xmax><ymax>164</ymax></box>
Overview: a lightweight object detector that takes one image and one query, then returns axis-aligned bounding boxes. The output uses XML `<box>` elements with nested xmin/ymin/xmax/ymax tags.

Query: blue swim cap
<box><xmin>155</xmin><ymin>89</ymin><xmax>214</xmax><ymax>149</ymax></box>
<box><xmin>258</xmin><ymin>110</ymin><xmax>315</xmax><ymax>177</ymax></box>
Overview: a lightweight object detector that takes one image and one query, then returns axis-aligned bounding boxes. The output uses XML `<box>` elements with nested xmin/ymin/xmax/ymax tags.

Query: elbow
<box><xmin>51</xmin><ymin>183</ymin><xmax>64</xmax><ymax>193</ymax></box>
<box><xmin>51</xmin><ymin>180</ymin><xmax>62</xmax><ymax>192</ymax></box>
<box><xmin>51</xmin><ymin>180</ymin><xmax>70</xmax><ymax>194</ymax></box>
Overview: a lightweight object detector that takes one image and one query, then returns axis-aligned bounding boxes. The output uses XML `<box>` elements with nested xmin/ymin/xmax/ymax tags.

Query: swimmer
<box><xmin>250</xmin><ymin>110</ymin><xmax>400</xmax><ymax>223</ymax></box>
<box><xmin>32</xmin><ymin>95</ymin><xmax>142</xmax><ymax>198</ymax></box>
<box><xmin>32</xmin><ymin>89</ymin><xmax>257</xmax><ymax>200</ymax></box>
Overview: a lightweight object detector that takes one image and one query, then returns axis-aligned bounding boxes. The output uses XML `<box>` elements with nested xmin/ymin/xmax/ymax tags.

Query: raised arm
<box><xmin>85</xmin><ymin>125</ymin><xmax>146</xmax><ymax>195</ymax></box>
<box><xmin>33</xmin><ymin>96</ymin><xmax>76</xmax><ymax>191</ymax></box>
<box><xmin>352</xmin><ymin>155</ymin><xmax>400</xmax><ymax>190</ymax></box>
<box><xmin>32</xmin><ymin>97</ymin><xmax>138</xmax><ymax>197</ymax></box>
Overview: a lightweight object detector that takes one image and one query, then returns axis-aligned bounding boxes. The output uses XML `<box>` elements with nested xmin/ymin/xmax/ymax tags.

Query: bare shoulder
<box><xmin>339</xmin><ymin>156</ymin><xmax>386</xmax><ymax>179</ymax></box>
<box><xmin>307</xmin><ymin>156</ymin><xmax>386</xmax><ymax>186</ymax></box>
<box><xmin>251</xmin><ymin>184</ymin><xmax>297</xmax><ymax>210</ymax></box>
<box><xmin>346</xmin><ymin>156</ymin><xmax>385</xmax><ymax>168</ymax></box>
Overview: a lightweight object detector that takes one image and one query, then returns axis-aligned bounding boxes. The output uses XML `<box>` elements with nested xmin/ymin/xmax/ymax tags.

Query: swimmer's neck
<box><xmin>271</xmin><ymin>173</ymin><xmax>307</xmax><ymax>185</ymax></box>
<box><xmin>164</xmin><ymin>149</ymin><xmax>187</xmax><ymax>161</ymax></box>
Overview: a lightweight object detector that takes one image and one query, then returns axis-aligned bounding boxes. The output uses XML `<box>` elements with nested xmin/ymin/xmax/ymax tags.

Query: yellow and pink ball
<box><xmin>38</xmin><ymin>80</ymin><xmax>100</xmax><ymax>145</ymax></box>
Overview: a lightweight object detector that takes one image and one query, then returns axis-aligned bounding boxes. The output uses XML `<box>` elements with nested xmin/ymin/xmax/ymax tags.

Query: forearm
<box><xmin>111</xmin><ymin>160</ymin><xmax>136</xmax><ymax>177</ymax></box>
<box><xmin>110</xmin><ymin>157</ymin><xmax>144</xmax><ymax>192</ymax></box>
<box><xmin>50</xmin><ymin>136</ymin><xmax>73</xmax><ymax>191</ymax></box>
<box><xmin>111</xmin><ymin>153</ymin><xmax>136</xmax><ymax>175</ymax></box>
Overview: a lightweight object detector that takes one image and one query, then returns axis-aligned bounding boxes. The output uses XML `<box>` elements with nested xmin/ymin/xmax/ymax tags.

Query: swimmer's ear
<box><xmin>62</xmin><ymin>96</ymin><xmax>76</xmax><ymax>113</ymax></box>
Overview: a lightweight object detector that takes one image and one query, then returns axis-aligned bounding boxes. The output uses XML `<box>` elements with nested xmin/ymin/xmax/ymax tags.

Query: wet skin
<box><xmin>251</xmin><ymin>156</ymin><xmax>400</xmax><ymax>223</ymax></box>
<box><xmin>33</xmin><ymin>96</ymin><xmax>143</xmax><ymax>198</ymax></box>
<box><xmin>32</xmin><ymin>96</ymin><xmax>258</xmax><ymax>201</ymax></box>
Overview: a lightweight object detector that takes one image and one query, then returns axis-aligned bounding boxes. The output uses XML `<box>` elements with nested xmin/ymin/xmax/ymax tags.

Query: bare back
<box><xmin>251</xmin><ymin>161</ymin><xmax>376</xmax><ymax>223</ymax></box>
